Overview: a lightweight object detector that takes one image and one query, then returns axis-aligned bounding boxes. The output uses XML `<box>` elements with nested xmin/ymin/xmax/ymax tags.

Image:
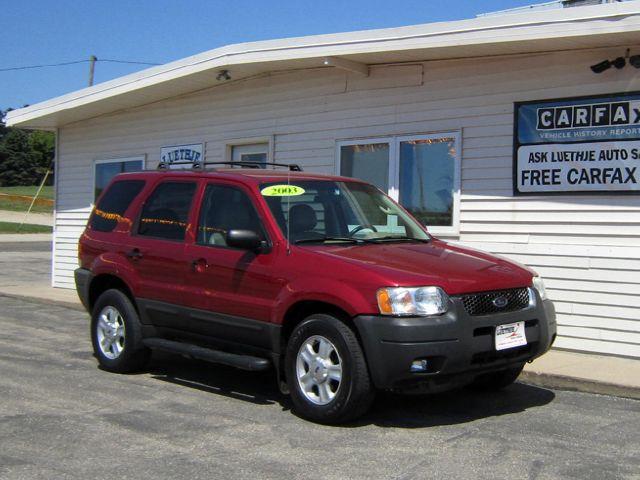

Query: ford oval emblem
<box><xmin>492</xmin><ymin>295</ymin><xmax>509</xmax><ymax>308</ymax></box>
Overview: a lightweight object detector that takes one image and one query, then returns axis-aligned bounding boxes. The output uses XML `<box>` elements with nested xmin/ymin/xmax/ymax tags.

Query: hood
<box><xmin>301</xmin><ymin>239</ymin><xmax>535</xmax><ymax>295</ymax></box>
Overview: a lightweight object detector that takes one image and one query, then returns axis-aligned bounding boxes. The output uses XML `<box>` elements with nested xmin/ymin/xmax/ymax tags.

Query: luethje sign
<box><xmin>514</xmin><ymin>92</ymin><xmax>640</xmax><ymax>195</ymax></box>
<box><xmin>160</xmin><ymin>143</ymin><xmax>203</xmax><ymax>169</ymax></box>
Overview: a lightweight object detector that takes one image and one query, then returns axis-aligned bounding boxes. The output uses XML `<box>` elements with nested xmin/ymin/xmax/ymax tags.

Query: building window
<box><xmin>338</xmin><ymin>133</ymin><xmax>460</xmax><ymax>235</ymax></box>
<box><xmin>94</xmin><ymin>157</ymin><xmax>144</xmax><ymax>200</ymax></box>
<box><xmin>231</xmin><ymin>143</ymin><xmax>268</xmax><ymax>167</ymax></box>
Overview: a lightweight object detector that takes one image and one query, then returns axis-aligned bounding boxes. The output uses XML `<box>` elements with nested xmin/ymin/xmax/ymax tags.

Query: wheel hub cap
<box><xmin>296</xmin><ymin>335</ymin><xmax>342</xmax><ymax>405</ymax></box>
<box><xmin>96</xmin><ymin>305</ymin><xmax>126</xmax><ymax>360</ymax></box>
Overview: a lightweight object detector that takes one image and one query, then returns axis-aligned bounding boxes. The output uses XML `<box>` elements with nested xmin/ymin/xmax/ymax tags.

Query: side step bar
<box><xmin>143</xmin><ymin>338</ymin><xmax>271</xmax><ymax>372</ymax></box>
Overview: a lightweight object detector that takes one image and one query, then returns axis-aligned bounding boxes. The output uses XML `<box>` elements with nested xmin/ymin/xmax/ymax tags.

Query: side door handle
<box><xmin>191</xmin><ymin>258</ymin><xmax>209</xmax><ymax>273</ymax></box>
<box><xmin>126</xmin><ymin>248</ymin><xmax>144</xmax><ymax>261</ymax></box>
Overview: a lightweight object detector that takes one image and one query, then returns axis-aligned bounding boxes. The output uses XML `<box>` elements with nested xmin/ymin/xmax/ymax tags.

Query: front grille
<box><xmin>461</xmin><ymin>287</ymin><xmax>530</xmax><ymax>316</ymax></box>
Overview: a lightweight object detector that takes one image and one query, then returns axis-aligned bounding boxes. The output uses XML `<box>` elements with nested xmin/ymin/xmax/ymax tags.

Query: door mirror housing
<box><xmin>226</xmin><ymin>229</ymin><xmax>263</xmax><ymax>252</ymax></box>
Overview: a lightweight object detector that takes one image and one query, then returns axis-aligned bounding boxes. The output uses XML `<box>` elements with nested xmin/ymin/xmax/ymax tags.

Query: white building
<box><xmin>7</xmin><ymin>2</ymin><xmax>640</xmax><ymax>358</ymax></box>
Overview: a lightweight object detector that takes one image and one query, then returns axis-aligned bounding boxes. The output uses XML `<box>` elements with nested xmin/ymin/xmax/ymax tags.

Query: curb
<box><xmin>0</xmin><ymin>292</ymin><xmax>84</xmax><ymax>312</ymax></box>
<box><xmin>520</xmin><ymin>370</ymin><xmax>640</xmax><ymax>401</ymax></box>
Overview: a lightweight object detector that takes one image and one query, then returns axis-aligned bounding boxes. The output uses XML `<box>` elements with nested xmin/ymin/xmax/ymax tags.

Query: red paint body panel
<box><xmin>78</xmin><ymin>169</ymin><xmax>537</xmax><ymax>326</ymax></box>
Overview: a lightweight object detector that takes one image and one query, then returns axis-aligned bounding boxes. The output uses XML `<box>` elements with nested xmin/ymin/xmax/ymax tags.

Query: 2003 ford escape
<box><xmin>75</xmin><ymin>161</ymin><xmax>556</xmax><ymax>424</ymax></box>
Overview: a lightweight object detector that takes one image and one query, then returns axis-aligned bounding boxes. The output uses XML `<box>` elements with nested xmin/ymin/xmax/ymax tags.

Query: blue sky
<box><xmin>2</xmin><ymin>0</ymin><xmax>540</xmax><ymax>110</ymax></box>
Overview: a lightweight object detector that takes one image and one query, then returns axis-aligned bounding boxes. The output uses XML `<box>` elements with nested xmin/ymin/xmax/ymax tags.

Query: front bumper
<box><xmin>353</xmin><ymin>289</ymin><xmax>556</xmax><ymax>391</ymax></box>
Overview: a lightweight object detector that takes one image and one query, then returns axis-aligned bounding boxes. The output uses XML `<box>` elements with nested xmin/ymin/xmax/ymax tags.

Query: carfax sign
<box><xmin>514</xmin><ymin>92</ymin><xmax>640</xmax><ymax>195</ymax></box>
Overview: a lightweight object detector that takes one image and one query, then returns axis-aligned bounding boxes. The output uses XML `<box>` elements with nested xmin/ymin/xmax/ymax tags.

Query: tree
<box><xmin>0</xmin><ymin>108</ymin><xmax>55</xmax><ymax>186</ymax></box>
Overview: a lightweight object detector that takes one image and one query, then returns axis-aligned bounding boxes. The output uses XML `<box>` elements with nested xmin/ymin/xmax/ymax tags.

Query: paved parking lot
<box><xmin>1</xmin><ymin>292</ymin><xmax>639</xmax><ymax>480</ymax></box>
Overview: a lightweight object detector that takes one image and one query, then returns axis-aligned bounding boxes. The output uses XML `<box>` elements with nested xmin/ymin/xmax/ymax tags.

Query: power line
<box><xmin>0</xmin><ymin>58</ymin><xmax>161</xmax><ymax>72</ymax></box>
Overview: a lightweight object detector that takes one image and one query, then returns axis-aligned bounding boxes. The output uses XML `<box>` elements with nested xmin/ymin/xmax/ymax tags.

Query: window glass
<box><xmin>340</xmin><ymin>143</ymin><xmax>389</xmax><ymax>192</ymax></box>
<box><xmin>197</xmin><ymin>185</ymin><xmax>264</xmax><ymax>247</ymax></box>
<box><xmin>138</xmin><ymin>182</ymin><xmax>196</xmax><ymax>241</ymax></box>
<box><xmin>95</xmin><ymin>159</ymin><xmax>143</xmax><ymax>200</ymax></box>
<box><xmin>399</xmin><ymin>138</ymin><xmax>456</xmax><ymax>227</ymax></box>
<box><xmin>231</xmin><ymin>143</ymin><xmax>268</xmax><ymax>168</ymax></box>
<box><xmin>89</xmin><ymin>180</ymin><xmax>145</xmax><ymax>232</ymax></box>
<box><xmin>261</xmin><ymin>180</ymin><xmax>428</xmax><ymax>244</ymax></box>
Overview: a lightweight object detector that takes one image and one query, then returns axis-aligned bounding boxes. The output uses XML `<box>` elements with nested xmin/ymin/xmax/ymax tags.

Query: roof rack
<box><xmin>157</xmin><ymin>161</ymin><xmax>303</xmax><ymax>171</ymax></box>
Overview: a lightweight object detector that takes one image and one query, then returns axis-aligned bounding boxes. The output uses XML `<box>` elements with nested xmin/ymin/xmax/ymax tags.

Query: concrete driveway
<box><xmin>1</xmin><ymin>292</ymin><xmax>639</xmax><ymax>480</ymax></box>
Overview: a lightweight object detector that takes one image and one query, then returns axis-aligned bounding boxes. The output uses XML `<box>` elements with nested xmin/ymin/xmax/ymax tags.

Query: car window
<box><xmin>263</xmin><ymin>186</ymin><xmax>329</xmax><ymax>242</ymax></box>
<box><xmin>261</xmin><ymin>180</ymin><xmax>429</xmax><ymax>243</ymax></box>
<box><xmin>197</xmin><ymin>184</ymin><xmax>265</xmax><ymax>247</ymax></box>
<box><xmin>138</xmin><ymin>181</ymin><xmax>196</xmax><ymax>241</ymax></box>
<box><xmin>89</xmin><ymin>180</ymin><xmax>145</xmax><ymax>232</ymax></box>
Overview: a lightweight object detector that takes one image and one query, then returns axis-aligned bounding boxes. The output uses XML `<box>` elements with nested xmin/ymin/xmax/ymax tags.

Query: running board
<box><xmin>142</xmin><ymin>338</ymin><xmax>271</xmax><ymax>371</ymax></box>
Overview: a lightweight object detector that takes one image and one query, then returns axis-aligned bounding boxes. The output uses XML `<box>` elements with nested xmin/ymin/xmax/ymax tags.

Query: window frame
<box><xmin>224</xmin><ymin>136</ymin><xmax>273</xmax><ymax>165</ymax></box>
<box><xmin>336</xmin><ymin>132</ymin><xmax>461</xmax><ymax>236</ymax></box>
<box><xmin>134</xmin><ymin>179</ymin><xmax>198</xmax><ymax>243</ymax></box>
<box><xmin>93</xmin><ymin>156</ymin><xmax>145</xmax><ymax>202</ymax></box>
<box><xmin>194</xmin><ymin>181</ymin><xmax>272</xmax><ymax>250</ymax></box>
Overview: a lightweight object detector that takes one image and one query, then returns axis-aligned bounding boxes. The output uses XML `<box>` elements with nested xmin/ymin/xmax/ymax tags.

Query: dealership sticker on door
<box><xmin>495</xmin><ymin>321</ymin><xmax>527</xmax><ymax>351</ymax></box>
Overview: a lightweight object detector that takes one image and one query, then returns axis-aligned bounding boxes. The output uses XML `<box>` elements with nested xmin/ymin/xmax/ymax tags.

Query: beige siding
<box><xmin>55</xmin><ymin>46</ymin><xmax>640</xmax><ymax>357</ymax></box>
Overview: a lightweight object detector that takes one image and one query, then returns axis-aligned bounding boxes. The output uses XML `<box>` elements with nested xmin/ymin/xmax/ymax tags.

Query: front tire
<box><xmin>91</xmin><ymin>289</ymin><xmax>150</xmax><ymax>373</ymax></box>
<box><xmin>285</xmin><ymin>314</ymin><xmax>374</xmax><ymax>424</ymax></box>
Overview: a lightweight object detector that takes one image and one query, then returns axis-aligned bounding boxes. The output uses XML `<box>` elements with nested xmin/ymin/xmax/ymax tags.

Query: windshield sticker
<box><xmin>261</xmin><ymin>185</ymin><xmax>306</xmax><ymax>196</ymax></box>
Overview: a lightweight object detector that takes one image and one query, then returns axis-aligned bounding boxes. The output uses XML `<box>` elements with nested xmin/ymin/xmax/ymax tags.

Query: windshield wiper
<box><xmin>294</xmin><ymin>236</ymin><xmax>375</xmax><ymax>245</ymax></box>
<box><xmin>369</xmin><ymin>236</ymin><xmax>430</xmax><ymax>243</ymax></box>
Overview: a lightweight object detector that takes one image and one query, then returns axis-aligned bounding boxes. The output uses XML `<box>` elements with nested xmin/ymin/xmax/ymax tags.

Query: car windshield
<box><xmin>260</xmin><ymin>180</ymin><xmax>430</xmax><ymax>244</ymax></box>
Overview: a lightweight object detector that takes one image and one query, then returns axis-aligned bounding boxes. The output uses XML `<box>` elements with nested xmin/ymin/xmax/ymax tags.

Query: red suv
<box><xmin>75</xmin><ymin>162</ymin><xmax>556</xmax><ymax>424</ymax></box>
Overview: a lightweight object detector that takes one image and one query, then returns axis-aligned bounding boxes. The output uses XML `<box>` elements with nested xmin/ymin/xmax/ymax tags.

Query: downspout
<box><xmin>51</xmin><ymin>127</ymin><xmax>60</xmax><ymax>288</ymax></box>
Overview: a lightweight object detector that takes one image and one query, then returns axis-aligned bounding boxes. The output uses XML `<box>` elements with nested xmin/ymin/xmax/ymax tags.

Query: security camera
<box><xmin>630</xmin><ymin>55</ymin><xmax>640</xmax><ymax>69</ymax></box>
<box><xmin>611</xmin><ymin>57</ymin><xmax>626</xmax><ymax>69</ymax></box>
<box><xmin>216</xmin><ymin>70</ymin><xmax>231</xmax><ymax>81</ymax></box>
<box><xmin>590</xmin><ymin>60</ymin><xmax>611</xmax><ymax>74</ymax></box>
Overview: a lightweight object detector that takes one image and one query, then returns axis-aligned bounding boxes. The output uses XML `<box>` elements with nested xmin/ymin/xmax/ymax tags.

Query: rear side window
<box><xmin>138</xmin><ymin>182</ymin><xmax>196</xmax><ymax>241</ymax></box>
<box><xmin>90</xmin><ymin>180</ymin><xmax>145</xmax><ymax>232</ymax></box>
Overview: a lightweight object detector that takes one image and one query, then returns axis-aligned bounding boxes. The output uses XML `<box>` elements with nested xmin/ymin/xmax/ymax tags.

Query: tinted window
<box><xmin>197</xmin><ymin>185</ymin><xmax>264</xmax><ymax>247</ymax></box>
<box><xmin>138</xmin><ymin>182</ymin><xmax>196</xmax><ymax>241</ymax></box>
<box><xmin>95</xmin><ymin>160</ymin><xmax>143</xmax><ymax>200</ymax></box>
<box><xmin>89</xmin><ymin>180</ymin><xmax>145</xmax><ymax>232</ymax></box>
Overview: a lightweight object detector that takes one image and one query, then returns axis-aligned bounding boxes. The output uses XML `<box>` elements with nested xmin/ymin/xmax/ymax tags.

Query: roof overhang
<box><xmin>7</xmin><ymin>2</ymin><xmax>640</xmax><ymax>130</ymax></box>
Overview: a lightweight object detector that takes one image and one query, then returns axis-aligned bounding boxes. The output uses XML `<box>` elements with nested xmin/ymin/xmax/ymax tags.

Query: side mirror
<box><xmin>226</xmin><ymin>229</ymin><xmax>263</xmax><ymax>252</ymax></box>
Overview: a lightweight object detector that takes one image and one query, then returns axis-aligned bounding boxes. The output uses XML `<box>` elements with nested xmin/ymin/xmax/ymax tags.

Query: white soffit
<box><xmin>7</xmin><ymin>2</ymin><xmax>640</xmax><ymax>129</ymax></box>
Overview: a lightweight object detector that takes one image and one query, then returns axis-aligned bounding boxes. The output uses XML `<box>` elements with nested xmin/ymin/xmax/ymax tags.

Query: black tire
<box><xmin>470</xmin><ymin>363</ymin><xmax>525</xmax><ymax>391</ymax></box>
<box><xmin>91</xmin><ymin>289</ymin><xmax>150</xmax><ymax>373</ymax></box>
<box><xmin>285</xmin><ymin>314</ymin><xmax>374</xmax><ymax>424</ymax></box>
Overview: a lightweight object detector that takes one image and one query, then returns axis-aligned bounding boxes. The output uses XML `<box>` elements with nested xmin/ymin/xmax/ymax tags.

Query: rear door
<box><xmin>126</xmin><ymin>178</ymin><xmax>199</xmax><ymax>329</ymax></box>
<box><xmin>183</xmin><ymin>180</ymin><xmax>283</xmax><ymax>347</ymax></box>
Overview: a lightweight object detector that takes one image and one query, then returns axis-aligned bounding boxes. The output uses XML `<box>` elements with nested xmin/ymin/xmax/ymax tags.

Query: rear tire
<box><xmin>91</xmin><ymin>289</ymin><xmax>150</xmax><ymax>373</ymax></box>
<box><xmin>285</xmin><ymin>314</ymin><xmax>374</xmax><ymax>424</ymax></box>
<box><xmin>471</xmin><ymin>363</ymin><xmax>524</xmax><ymax>391</ymax></box>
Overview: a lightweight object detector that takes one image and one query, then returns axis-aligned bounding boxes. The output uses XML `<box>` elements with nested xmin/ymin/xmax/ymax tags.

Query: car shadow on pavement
<box><xmin>357</xmin><ymin>383</ymin><xmax>556</xmax><ymax>428</ymax></box>
<box><xmin>147</xmin><ymin>351</ymin><xmax>287</xmax><ymax>408</ymax></box>
<box><xmin>145</xmin><ymin>351</ymin><xmax>555</xmax><ymax>427</ymax></box>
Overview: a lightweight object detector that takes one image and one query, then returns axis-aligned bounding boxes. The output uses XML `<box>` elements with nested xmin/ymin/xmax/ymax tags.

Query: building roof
<box><xmin>7</xmin><ymin>2</ymin><xmax>640</xmax><ymax>130</ymax></box>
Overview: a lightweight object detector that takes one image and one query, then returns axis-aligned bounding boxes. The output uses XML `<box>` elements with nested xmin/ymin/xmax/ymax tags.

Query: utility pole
<box><xmin>88</xmin><ymin>55</ymin><xmax>97</xmax><ymax>86</ymax></box>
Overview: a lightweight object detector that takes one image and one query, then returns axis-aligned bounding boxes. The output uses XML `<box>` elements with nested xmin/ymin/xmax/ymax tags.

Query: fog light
<box><xmin>410</xmin><ymin>359</ymin><xmax>428</xmax><ymax>372</ymax></box>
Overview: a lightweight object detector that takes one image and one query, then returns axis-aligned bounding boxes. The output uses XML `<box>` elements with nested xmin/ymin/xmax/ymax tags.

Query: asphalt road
<box><xmin>1</xmin><ymin>294</ymin><xmax>639</xmax><ymax>480</ymax></box>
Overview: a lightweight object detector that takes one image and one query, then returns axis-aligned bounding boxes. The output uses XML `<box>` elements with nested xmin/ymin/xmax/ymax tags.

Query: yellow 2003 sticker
<box><xmin>261</xmin><ymin>185</ymin><xmax>306</xmax><ymax>196</ymax></box>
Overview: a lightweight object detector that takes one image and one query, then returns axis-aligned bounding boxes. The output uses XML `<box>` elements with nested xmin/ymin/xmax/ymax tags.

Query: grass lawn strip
<box><xmin>0</xmin><ymin>221</ymin><xmax>52</xmax><ymax>234</ymax></box>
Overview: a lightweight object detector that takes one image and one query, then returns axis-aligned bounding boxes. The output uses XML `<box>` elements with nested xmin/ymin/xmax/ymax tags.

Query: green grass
<box><xmin>0</xmin><ymin>185</ymin><xmax>54</xmax><ymax>213</ymax></box>
<box><xmin>0</xmin><ymin>185</ymin><xmax>54</xmax><ymax>200</ymax></box>
<box><xmin>0</xmin><ymin>221</ymin><xmax>52</xmax><ymax>234</ymax></box>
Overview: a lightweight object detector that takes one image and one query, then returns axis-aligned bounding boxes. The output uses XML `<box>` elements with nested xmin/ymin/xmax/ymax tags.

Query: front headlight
<box><xmin>376</xmin><ymin>286</ymin><xmax>449</xmax><ymax>316</ymax></box>
<box><xmin>532</xmin><ymin>276</ymin><xmax>547</xmax><ymax>301</ymax></box>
